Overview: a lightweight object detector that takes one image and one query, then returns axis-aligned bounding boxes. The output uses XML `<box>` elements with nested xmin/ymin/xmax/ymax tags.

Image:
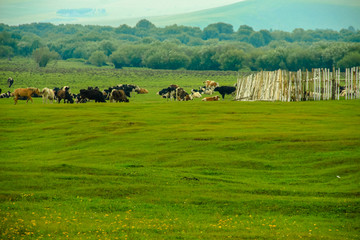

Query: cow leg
<box><xmin>14</xmin><ymin>96</ymin><xmax>18</xmax><ymax>105</ymax></box>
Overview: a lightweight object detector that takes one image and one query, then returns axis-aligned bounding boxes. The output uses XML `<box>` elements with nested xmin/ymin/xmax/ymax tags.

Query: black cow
<box><xmin>157</xmin><ymin>86</ymin><xmax>177</xmax><ymax>100</ymax></box>
<box><xmin>104</xmin><ymin>84</ymin><xmax>139</xmax><ymax>99</ymax></box>
<box><xmin>117</xmin><ymin>84</ymin><xmax>139</xmax><ymax>97</ymax></box>
<box><xmin>214</xmin><ymin>86</ymin><xmax>236</xmax><ymax>99</ymax></box>
<box><xmin>79</xmin><ymin>89</ymin><xmax>106</xmax><ymax>103</ymax></box>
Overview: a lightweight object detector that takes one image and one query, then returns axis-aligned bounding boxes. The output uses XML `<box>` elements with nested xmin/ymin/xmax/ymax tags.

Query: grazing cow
<box><xmin>0</xmin><ymin>91</ymin><xmax>11</xmax><ymax>98</ymax></box>
<box><xmin>13</xmin><ymin>87</ymin><xmax>41</xmax><ymax>105</ymax></box>
<box><xmin>79</xmin><ymin>89</ymin><xmax>106</xmax><ymax>103</ymax></box>
<box><xmin>104</xmin><ymin>84</ymin><xmax>139</xmax><ymax>99</ymax></box>
<box><xmin>214</xmin><ymin>86</ymin><xmax>236</xmax><ymax>99</ymax></box>
<box><xmin>41</xmin><ymin>88</ymin><xmax>55</xmax><ymax>104</ymax></box>
<box><xmin>57</xmin><ymin>90</ymin><xmax>74</xmax><ymax>103</ymax></box>
<box><xmin>117</xmin><ymin>84</ymin><xmax>140</xmax><ymax>97</ymax></box>
<box><xmin>202</xmin><ymin>96</ymin><xmax>220</xmax><ymax>101</ymax></box>
<box><xmin>203</xmin><ymin>80</ymin><xmax>219</xmax><ymax>89</ymax></box>
<box><xmin>110</xmin><ymin>89</ymin><xmax>129</xmax><ymax>102</ymax></box>
<box><xmin>135</xmin><ymin>88</ymin><xmax>149</xmax><ymax>94</ymax></box>
<box><xmin>7</xmin><ymin>77</ymin><xmax>14</xmax><ymax>88</ymax></box>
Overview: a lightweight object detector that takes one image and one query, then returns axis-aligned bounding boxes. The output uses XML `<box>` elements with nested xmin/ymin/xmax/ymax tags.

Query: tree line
<box><xmin>0</xmin><ymin>20</ymin><xmax>360</xmax><ymax>71</ymax></box>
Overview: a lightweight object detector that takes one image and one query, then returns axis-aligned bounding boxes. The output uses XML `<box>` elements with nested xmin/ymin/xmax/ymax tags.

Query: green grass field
<box><xmin>0</xmin><ymin>58</ymin><xmax>359</xmax><ymax>239</ymax></box>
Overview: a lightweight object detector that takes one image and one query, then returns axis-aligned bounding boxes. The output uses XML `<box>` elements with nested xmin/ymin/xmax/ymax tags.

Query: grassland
<box><xmin>0</xmin><ymin>58</ymin><xmax>359</xmax><ymax>239</ymax></box>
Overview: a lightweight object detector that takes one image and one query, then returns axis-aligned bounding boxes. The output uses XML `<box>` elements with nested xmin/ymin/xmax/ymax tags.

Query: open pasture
<box><xmin>0</xmin><ymin>59</ymin><xmax>360</xmax><ymax>239</ymax></box>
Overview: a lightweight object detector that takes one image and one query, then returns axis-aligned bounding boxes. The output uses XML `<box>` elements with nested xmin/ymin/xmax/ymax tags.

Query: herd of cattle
<box><xmin>1</xmin><ymin>79</ymin><xmax>237</xmax><ymax>105</ymax></box>
<box><xmin>156</xmin><ymin>80</ymin><xmax>236</xmax><ymax>101</ymax></box>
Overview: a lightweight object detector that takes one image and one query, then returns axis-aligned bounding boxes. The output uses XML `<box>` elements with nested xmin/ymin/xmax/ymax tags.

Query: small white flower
<box><xmin>336</xmin><ymin>176</ymin><xmax>341</xmax><ymax>179</ymax></box>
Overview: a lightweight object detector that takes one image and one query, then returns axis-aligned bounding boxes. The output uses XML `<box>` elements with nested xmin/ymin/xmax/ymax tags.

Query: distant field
<box><xmin>0</xmin><ymin>58</ymin><xmax>359</xmax><ymax>239</ymax></box>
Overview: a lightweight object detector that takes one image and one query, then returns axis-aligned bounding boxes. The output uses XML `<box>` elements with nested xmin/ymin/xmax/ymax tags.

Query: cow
<box><xmin>135</xmin><ymin>88</ymin><xmax>149</xmax><ymax>94</ymax></box>
<box><xmin>190</xmin><ymin>92</ymin><xmax>202</xmax><ymax>99</ymax></box>
<box><xmin>202</xmin><ymin>95</ymin><xmax>220</xmax><ymax>101</ymax></box>
<box><xmin>104</xmin><ymin>84</ymin><xmax>139</xmax><ymax>99</ymax></box>
<box><xmin>203</xmin><ymin>80</ymin><xmax>219</xmax><ymax>89</ymax></box>
<box><xmin>157</xmin><ymin>86</ymin><xmax>177</xmax><ymax>101</ymax></box>
<box><xmin>191</xmin><ymin>88</ymin><xmax>205</xmax><ymax>94</ymax></box>
<box><xmin>13</xmin><ymin>87</ymin><xmax>41</xmax><ymax>105</ymax></box>
<box><xmin>110</xmin><ymin>89</ymin><xmax>129</xmax><ymax>102</ymax></box>
<box><xmin>7</xmin><ymin>77</ymin><xmax>14</xmax><ymax>88</ymax></box>
<box><xmin>62</xmin><ymin>86</ymin><xmax>70</xmax><ymax>92</ymax></box>
<box><xmin>0</xmin><ymin>91</ymin><xmax>11</xmax><ymax>98</ymax></box>
<box><xmin>176</xmin><ymin>87</ymin><xmax>192</xmax><ymax>101</ymax></box>
<box><xmin>41</xmin><ymin>88</ymin><xmax>55</xmax><ymax>104</ymax></box>
<box><xmin>214</xmin><ymin>86</ymin><xmax>236</xmax><ymax>99</ymax></box>
<box><xmin>117</xmin><ymin>84</ymin><xmax>140</xmax><ymax>97</ymax></box>
<box><xmin>200</xmin><ymin>87</ymin><xmax>214</xmax><ymax>95</ymax></box>
<box><xmin>79</xmin><ymin>89</ymin><xmax>106</xmax><ymax>103</ymax></box>
<box><xmin>57</xmin><ymin>90</ymin><xmax>74</xmax><ymax>103</ymax></box>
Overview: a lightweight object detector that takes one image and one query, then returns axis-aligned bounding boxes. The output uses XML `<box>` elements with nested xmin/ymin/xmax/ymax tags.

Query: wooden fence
<box><xmin>235</xmin><ymin>67</ymin><xmax>360</xmax><ymax>101</ymax></box>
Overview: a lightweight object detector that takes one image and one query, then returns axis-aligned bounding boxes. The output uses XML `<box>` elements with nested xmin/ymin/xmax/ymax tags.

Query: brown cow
<box><xmin>201</xmin><ymin>95</ymin><xmax>220</xmax><ymax>101</ymax></box>
<box><xmin>57</xmin><ymin>90</ymin><xmax>74</xmax><ymax>103</ymax></box>
<box><xmin>135</xmin><ymin>88</ymin><xmax>149</xmax><ymax>94</ymax></box>
<box><xmin>203</xmin><ymin>80</ymin><xmax>219</xmax><ymax>89</ymax></box>
<box><xmin>13</xmin><ymin>87</ymin><xmax>41</xmax><ymax>105</ymax></box>
<box><xmin>110</xmin><ymin>89</ymin><xmax>129</xmax><ymax>102</ymax></box>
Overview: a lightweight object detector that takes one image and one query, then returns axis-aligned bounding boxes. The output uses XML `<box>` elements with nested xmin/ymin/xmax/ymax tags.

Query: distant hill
<box><xmin>115</xmin><ymin>0</ymin><xmax>360</xmax><ymax>31</ymax></box>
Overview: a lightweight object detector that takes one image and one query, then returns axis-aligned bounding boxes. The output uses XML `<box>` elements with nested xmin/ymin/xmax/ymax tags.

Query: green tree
<box><xmin>115</xmin><ymin>24</ymin><xmax>134</xmax><ymax>34</ymax></box>
<box><xmin>218</xmin><ymin>49</ymin><xmax>246</xmax><ymax>71</ymax></box>
<box><xmin>259</xmin><ymin>30</ymin><xmax>273</xmax><ymax>45</ymax></box>
<box><xmin>143</xmin><ymin>47</ymin><xmax>190</xmax><ymax>70</ymax></box>
<box><xmin>337</xmin><ymin>52</ymin><xmax>360</xmax><ymax>69</ymax></box>
<box><xmin>236</xmin><ymin>25</ymin><xmax>254</xmax><ymax>42</ymax></box>
<box><xmin>198</xmin><ymin>47</ymin><xmax>220</xmax><ymax>70</ymax></box>
<box><xmin>135</xmin><ymin>19</ymin><xmax>156</xmax><ymax>29</ymax></box>
<box><xmin>249</xmin><ymin>32</ymin><xmax>265</xmax><ymax>47</ymax></box>
<box><xmin>101</xmin><ymin>41</ymin><xmax>117</xmax><ymax>56</ymax></box>
<box><xmin>110</xmin><ymin>50</ymin><xmax>130</xmax><ymax>69</ymax></box>
<box><xmin>32</xmin><ymin>47</ymin><xmax>59</xmax><ymax>67</ymax></box>
<box><xmin>0</xmin><ymin>45</ymin><xmax>14</xmax><ymax>59</ymax></box>
<box><xmin>89</xmin><ymin>51</ymin><xmax>107</xmax><ymax>67</ymax></box>
<box><xmin>203</xmin><ymin>22</ymin><xmax>234</xmax><ymax>40</ymax></box>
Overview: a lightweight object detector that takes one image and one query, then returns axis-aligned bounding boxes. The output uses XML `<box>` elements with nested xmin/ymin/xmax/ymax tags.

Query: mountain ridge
<box><xmin>112</xmin><ymin>0</ymin><xmax>360</xmax><ymax>31</ymax></box>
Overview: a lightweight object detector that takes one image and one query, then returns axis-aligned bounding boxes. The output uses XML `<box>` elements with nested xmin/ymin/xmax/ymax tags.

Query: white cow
<box><xmin>190</xmin><ymin>92</ymin><xmax>202</xmax><ymax>98</ymax></box>
<box><xmin>42</xmin><ymin>88</ymin><xmax>55</xmax><ymax>103</ymax></box>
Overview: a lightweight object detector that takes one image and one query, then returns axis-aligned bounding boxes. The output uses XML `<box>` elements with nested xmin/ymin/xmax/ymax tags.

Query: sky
<box><xmin>0</xmin><ymin>0</ymin><xmax>244</xmax><ymax>26</ymax></box>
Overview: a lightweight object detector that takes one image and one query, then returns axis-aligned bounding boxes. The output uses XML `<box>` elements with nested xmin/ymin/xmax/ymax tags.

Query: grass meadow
<box><xmin>0</xmin><ymin>58</ymin><xmax>360</xmax><ymax>239</ymax></box>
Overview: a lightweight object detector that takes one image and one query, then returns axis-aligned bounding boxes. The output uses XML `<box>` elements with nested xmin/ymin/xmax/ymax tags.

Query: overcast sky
<box><xmin>0</xmin><ymin>0</ymin><xmax>244</xmax><ymax>26</ymax></box>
